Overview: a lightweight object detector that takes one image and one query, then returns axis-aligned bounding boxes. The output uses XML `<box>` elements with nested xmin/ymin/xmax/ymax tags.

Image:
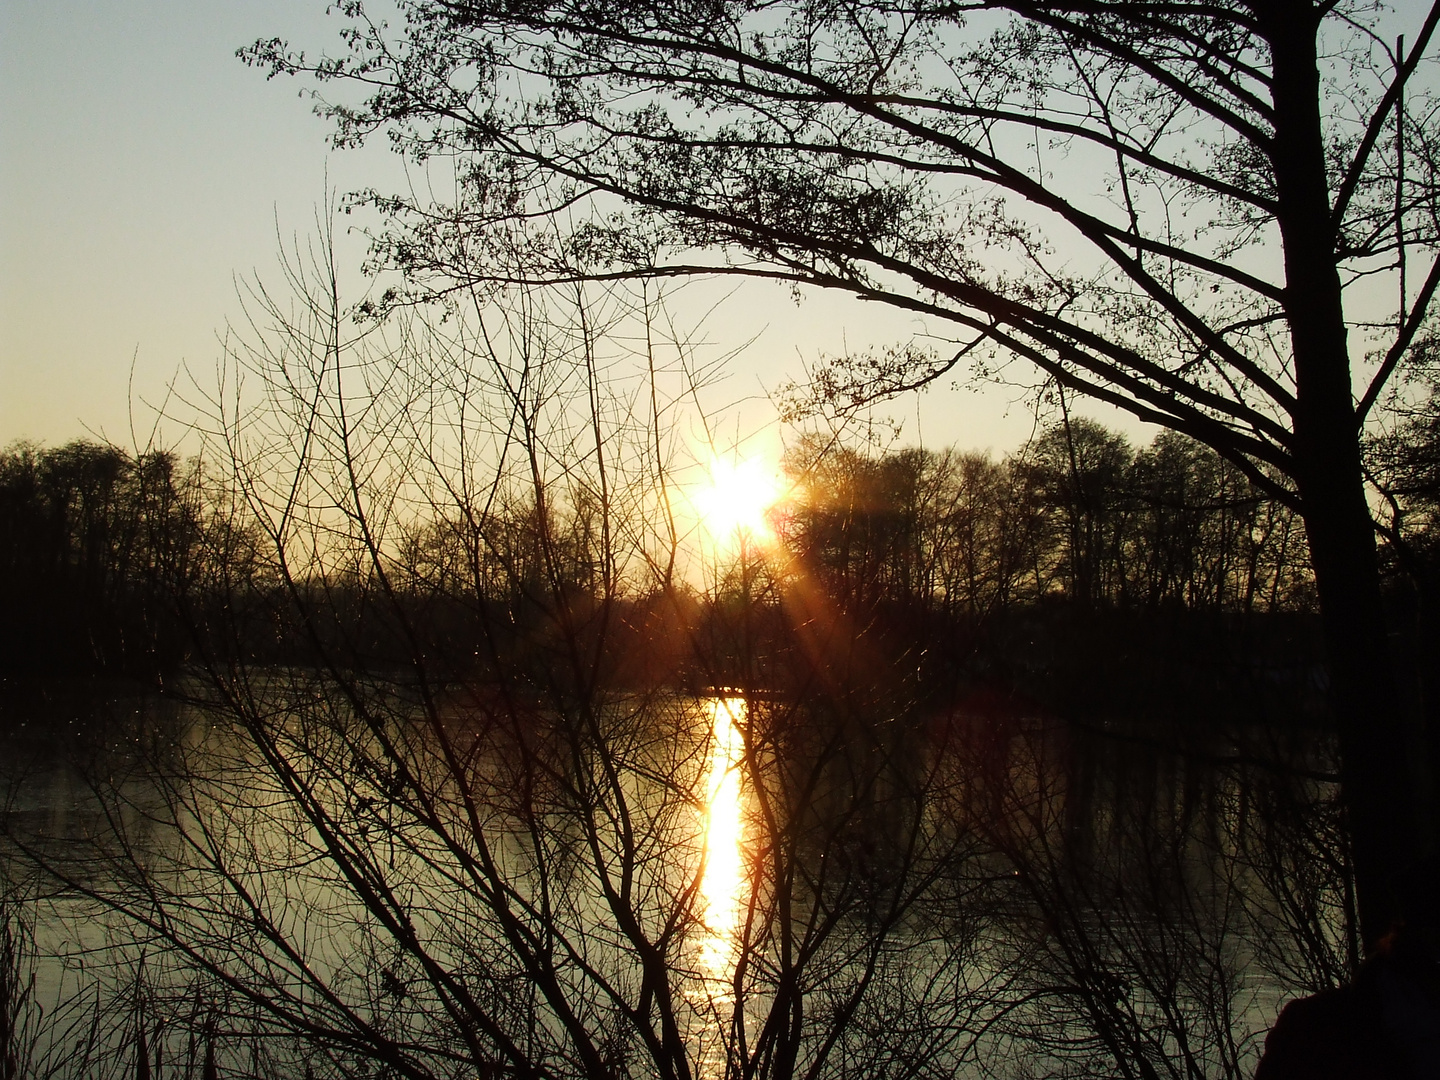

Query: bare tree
<box><xmin>0</xmin><ymin>225</ymin><xmax>1021</xmax><ymax>1080</ymax></box>
<box><xmin>243</xmin><ymin>0</ymin><xmax>1440</xmax><ymax>940</ymax></box>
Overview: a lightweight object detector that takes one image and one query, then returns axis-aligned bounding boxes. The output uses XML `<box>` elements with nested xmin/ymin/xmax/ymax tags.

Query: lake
<box><xmin>0</xmin><ymin>676</ymin><xmax>1342</xmax><ymax>1080</ymax></box>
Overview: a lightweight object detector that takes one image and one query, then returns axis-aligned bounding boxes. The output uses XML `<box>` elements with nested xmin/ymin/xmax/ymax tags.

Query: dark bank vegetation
<box><xmin>0</xmin><ymin>417</ymin><xmax>1323</xmax><ymax>686</ymax></box>
<box><xmin>3</xmin><ymin>403</ymin><xmax>1399</xmax><ymax>744</ymax></box>
<box><xmin>0</xmin><ymin>441</ymin><xmax>207</xmax><ymax>676</ymax></box>
<box><xmin>771</xmin><ymin>425</ymin><xmax>1322</xmax><ymax>715</ymax></box>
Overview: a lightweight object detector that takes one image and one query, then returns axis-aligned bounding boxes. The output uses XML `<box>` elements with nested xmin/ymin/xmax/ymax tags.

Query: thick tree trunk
<box><xmin>1267</xmin><ymin>4</ymin><xmax>1428</xmax><ymax>949</ymax></box>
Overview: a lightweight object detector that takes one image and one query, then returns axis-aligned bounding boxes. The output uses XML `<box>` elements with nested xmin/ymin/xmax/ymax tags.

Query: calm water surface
<box><xmin>0</xmin><ymin>680</ymin><xmax>1320</xmax><ymax>1079</ymax></box>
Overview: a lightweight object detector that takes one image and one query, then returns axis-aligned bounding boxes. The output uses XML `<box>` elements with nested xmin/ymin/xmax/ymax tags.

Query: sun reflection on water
<box><xmin>699</xmin><ymin>696</ymin><xmax>746</xmax><ymax>979</ymax></box>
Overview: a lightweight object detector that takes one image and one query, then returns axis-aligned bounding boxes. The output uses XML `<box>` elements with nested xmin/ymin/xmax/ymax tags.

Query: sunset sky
<box><xmin>1</xmin><ymin>1</ymin><xmax>1122</xmax><ymax>458</ymax></box>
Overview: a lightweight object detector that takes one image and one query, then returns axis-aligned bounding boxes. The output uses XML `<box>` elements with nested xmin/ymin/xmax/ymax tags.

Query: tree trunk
<box><xmin>1267</xmin><ymin>3</ymin><xmax>1429</xmax><ymax>949</ymax></box>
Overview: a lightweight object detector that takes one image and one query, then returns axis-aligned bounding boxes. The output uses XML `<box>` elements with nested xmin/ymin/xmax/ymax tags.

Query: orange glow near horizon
<box><xmin>694</xmin><ymin>456</ymin><xmax>781</xmax><ymax>546</ymax></box>
<box><xmin>699</xmin><ymin>696</ymin><xmax>746</xmax><ymax>977</ymax></box>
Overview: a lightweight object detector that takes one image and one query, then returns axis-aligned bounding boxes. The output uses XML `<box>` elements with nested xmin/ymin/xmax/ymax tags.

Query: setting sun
<box><xmin>694</xmin><ymin>456</ymin><xmax>780</xmax><ymax>544</ymax></box>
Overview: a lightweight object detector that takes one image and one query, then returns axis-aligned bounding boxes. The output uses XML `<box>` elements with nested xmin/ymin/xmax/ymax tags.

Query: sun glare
<box><xmin>694</xmin><ymin>456</ymin><xmax>780</xmax><ymax>544</ymax></box>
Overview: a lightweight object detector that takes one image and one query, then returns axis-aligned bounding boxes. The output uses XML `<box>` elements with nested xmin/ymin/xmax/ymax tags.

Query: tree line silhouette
<box><xmin>0</xmin><ymin>442</ymin><xmax>204</xmax><ymax>675</ymax></box>
<box><xmin>0</xmin><ymin>412</ymin><xmax>1359</xmax><ymax>690</ymax></box>
<box><xmin>0</xmin><ymin>415</ymin><xmax>1397</xmax><ymax>665</ymax></box>
<box><xmin>781</xmin><ymin>421</ymin><xmax>1314</xmax><ymax>620</ymax></box>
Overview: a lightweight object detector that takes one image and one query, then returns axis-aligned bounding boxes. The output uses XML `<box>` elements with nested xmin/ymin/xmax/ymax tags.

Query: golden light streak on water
<box><xmin>699</xmin><ymin>696</ymin><xmax>746</xmax><ymax>979</ymax></box>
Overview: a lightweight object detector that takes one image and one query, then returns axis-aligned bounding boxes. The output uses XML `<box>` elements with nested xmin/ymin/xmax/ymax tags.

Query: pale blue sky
<box><xmin>0</xmin><ymin>2</ymin><xmax>1105</xmax><ymax>457</ymax></box>
<box><xmin>2</xmin><ymin>2</ymin><xmax>386</xmax><ymax>446</ymax></box>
